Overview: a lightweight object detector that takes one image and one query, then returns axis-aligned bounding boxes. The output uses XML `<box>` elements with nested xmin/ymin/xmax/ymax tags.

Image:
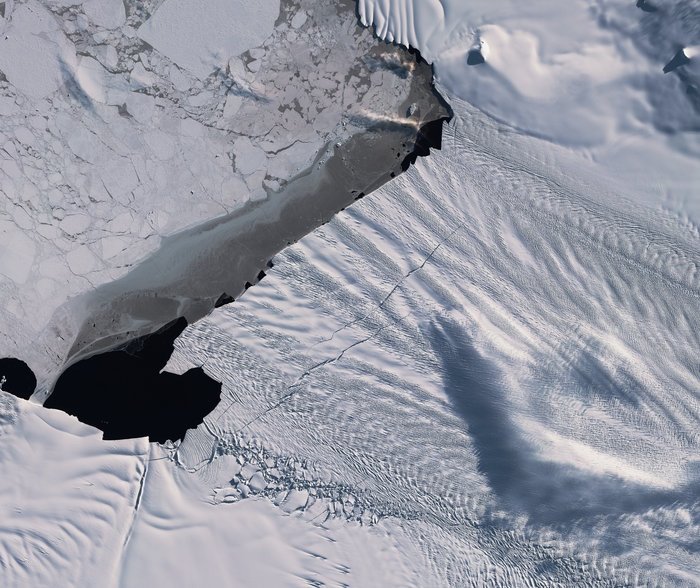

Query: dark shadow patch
<box><xmin>467</xmin><ymin>49</ymin><xmax>486</xmax><ymax>66</ymax></box>
<box><xmin>363</xmin><ymin>54</ymin><xmax>411</xmax><ymax>79</ymax></box>
<box><xmin>429</xmin><ymin>318</ymin><xmax>528</xmax><ymax>500</ymax></box>
<box><xmin>407</xmin><ymin>46</ymin><xmax>427</xmax><ymax>65</ymax></box>
<box><xmin>45</xmin><ymin>318</ymin><xmax>221</xmax><ymax>443</ymax></box>
<box><xmin>212</xmin><ymin>63</ymin><xmax>272</xmax><ymax>104</ymax></box>
<box><xmin>117</xmin><ymin>103</ymin><xmax>132</xmax><ymax>118</ymax></box>
<box><xmin>567</xmin><ymin>347</ymin><xmax>641</xmax><ymax>408</ymax></box>
<box><xmin>663</xmin><ymin>49</ymin><xmax>690</xmax><ymax>73</ymax></box>
<box><xmin>0</xmin><ymin>358</ymin><xmax>37</xmax><ymax>400</ymax></box>
<box><xmin>59</xmin><ymin>57</ymin><xmax>95</xmax><ymax>113</ymax></box>
<box><xmin>215</xmin><ymin>292</ymin><xmax>235</xmax><ymax>308</ymax></box>
<box><xmin>429</xmin><ymin>316</ymin><xmax>697</xmax><ymax>530</ymax></box>
<box><xmin>636</xmin><ymin>0</ymin><xmax>658</xmax><ymax>12</ymax></box>
<box><xmin>401</xmin><ymin>117</ymin><xmax>449</xmax><ymax>171</ymax></box>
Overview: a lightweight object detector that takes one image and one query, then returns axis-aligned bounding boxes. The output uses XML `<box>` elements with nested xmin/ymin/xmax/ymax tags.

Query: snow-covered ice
<box><xmin>137</xmin><ymin>0</ymin><xmax>280</xmax><ymax>80</ymax></box>
<box><xmin>159</xmin><ymin>103</ymin><xmax>700</xmax><ymax>583</ymax></box>
<box><xmin>359</xmin><ymin>0</ymin><xmax>700</xmax><ymax>209</ymax></box>
<box><xmin>0</xmin><ymin>393</ymin><xmax>428</xmax><ymax>587</ymax></box>
<box><xmin>0</xmin><ymin>0</ymin><xmax>699</xmax><ymax>586</ymax></box>
<box><xmin>0</xmin><ymin>392</ymin><xmax>148</xmax><ymax>587</ymax></box>
<box><xmin>120</xmin><ymin>446</ymin><xmax>421</xmax><ymax>587</ymax></box>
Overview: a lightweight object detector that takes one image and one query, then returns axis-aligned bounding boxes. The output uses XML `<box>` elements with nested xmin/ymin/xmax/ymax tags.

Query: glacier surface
<box><xmin>0</xmin><ymin>0</ymin><xmax>699</xmax><ymax>586</ymax></box>
<box><xmin>359</xmin><ymin>0</ymin><xmax>700</xmax><ymax>211</ymax></box>
<box><xmin>161</xmin><ymin>98</ymin><xmax>700</xmax><ymax>585</ymax></box>
<box><xmin>150</xmin><ymin>1</ymin><xmax>700</xmax><ymax>584</ymax></box>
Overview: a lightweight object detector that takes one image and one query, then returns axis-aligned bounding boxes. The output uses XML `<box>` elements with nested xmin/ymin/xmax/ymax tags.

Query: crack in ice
<box><xmin>312</xmin><ymin>220</ymin><xmax>464</xmax><ymax>348</ymax></box>
<box><xmin>231</xmin><ymin>221</ymin><xmax>465</xmax><ymax>433</ymax></box>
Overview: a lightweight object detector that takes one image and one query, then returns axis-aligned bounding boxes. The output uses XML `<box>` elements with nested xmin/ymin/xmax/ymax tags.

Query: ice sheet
<box><xmin>163</xmin><ymin>100</ymin><xmax>700</xmax><ymax>584</ymax></box>
<box><xmin>359</xmin><ymin>0</ymin><xmax>700</xmax><ymax>213</ymax></box>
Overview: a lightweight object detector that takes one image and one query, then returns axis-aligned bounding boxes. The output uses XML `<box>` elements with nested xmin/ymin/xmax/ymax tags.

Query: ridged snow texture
<box><xmin>358</xmin><ymin>0</ymin><xmax>444</xmax><ymax>56</ymax></box>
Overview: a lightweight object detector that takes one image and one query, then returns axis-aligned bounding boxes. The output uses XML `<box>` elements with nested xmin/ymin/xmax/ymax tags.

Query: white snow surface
<box><xmin>137</xmin><ymin>0</ymin><xmax>280</xmax><ymax>79</ymax></box>
<box><xmin>1</xmin><ymin>1</ymin><xmax>699</xmax><ymax>587</ymax></box>
<box><xmin>160</xmin><ymin>96</ymin><xmax>700</xmax><ymax>584</ymax></box>
<box><xmin>359</xmin><ymin>0</ymin><xmax>700</xmax><ymax>211</ymax></box>
<box><xmin>0</xmin><ymin>393</ymin><xmax>148</xmax><ymax>588</ymax></box>
<box><xmin>120</xmin><ymin>446</ymin><xmax>421</xmax><ymax>587</ymax></box>
<box><xmin>0</xmin><ymin>393</ymin><xmax>421</xmax><ymax>587</ymax></box>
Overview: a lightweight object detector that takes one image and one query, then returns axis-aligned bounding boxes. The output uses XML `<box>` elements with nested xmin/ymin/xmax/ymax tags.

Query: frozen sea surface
<box><xmin>0</xmin><ymin>0</ymin><xmax>445</xmax><ymax>390</ymax></box>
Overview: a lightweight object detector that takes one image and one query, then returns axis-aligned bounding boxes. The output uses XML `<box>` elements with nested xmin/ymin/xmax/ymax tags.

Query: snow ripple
<box><xmin>163</xmin><ymin>102</ymin><xmax>700</xmax><ymax>584</ymax></box>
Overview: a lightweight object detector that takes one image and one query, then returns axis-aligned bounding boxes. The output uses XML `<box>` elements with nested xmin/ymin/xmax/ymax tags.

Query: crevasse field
<box><xmin>1</xmin><ymin>0</ymin><xmax>699</xmax><ymax>586</ymax></box>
